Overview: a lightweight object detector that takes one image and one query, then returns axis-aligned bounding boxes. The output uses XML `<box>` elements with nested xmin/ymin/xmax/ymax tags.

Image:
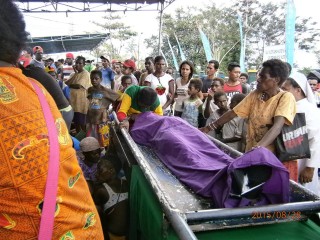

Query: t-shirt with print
<box><xmin>144</xmin><ymin>73</ymin><xmax>174</xmax><ymax>110</ymax></box>
<box><xmin>181</xmin><ymin>97</ymin><xmax>203</xmax><ymax>127</ymax></box>
<box><xmin>223</xmin><ymin>83</ymin><xmax>243</xmax><ymax>99</ymax></box>
<box><xmin>87</xmin><ymin>86</ymin><xmax>119</xmax><ymax>124</ymax></box>
<box><xmin>174</xmin><ymin>77</ymin><xmax>189</xmax><ymax>112</ymax></box>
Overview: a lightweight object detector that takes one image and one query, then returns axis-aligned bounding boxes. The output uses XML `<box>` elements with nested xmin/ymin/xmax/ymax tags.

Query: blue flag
<box><xmin>237</xmin><ymin>14</ymin><xmax>245</xmax><ymax>72</ymax></box>
<box><xmin>199</xmin><ymin>29</ymin><xmax>213</xmax><ymax>62</ymax></box>
<box><xmin>166</xmin><ymin>36</ymin><xmax>179</xmax><ymax>71</ymax></box>
<box><xmin>160</xmin><ymin>49</ymin><xmax>169</xmax><ymax>66</ymax></box>
<box><xmin>174</xmin><ymin>33</ymin><xmax>186</xmax><ymax>61</ymax></box>
<box><xmin>285</xmin><ymin>0</ymin><xmax>296</xmax><ymax>66</ymax></box>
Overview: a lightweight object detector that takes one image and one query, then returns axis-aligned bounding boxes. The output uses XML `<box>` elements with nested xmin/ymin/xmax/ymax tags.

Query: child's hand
<box><xmin>199</xmin><ymin>126</ymin><xmax>210</xmax><ymax>133</ymax></box>
<box><xmin>119</xmin><ymin>120</ymin><xmax>129</xmax><ymax>129</ymax></box>
<box><xmin>129</xmin><ymin>114</ymin><xmax>138</xmax><ymax>121</ymax></box>
<box><xmin>207</xmin><ymin>88</ymin><xmax>214</xmax><ymax>97</ymax></box>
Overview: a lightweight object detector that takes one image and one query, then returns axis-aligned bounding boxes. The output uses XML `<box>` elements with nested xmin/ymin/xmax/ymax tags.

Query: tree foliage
<box><xmin>144</xmin><ymin>1</ymin><xmax>320</xmax><ymax>73</ymax></box>
<box><xmin>93</xmin><ymin>13</ymin><xmax>137</xmax><ymax>60</ymax></box>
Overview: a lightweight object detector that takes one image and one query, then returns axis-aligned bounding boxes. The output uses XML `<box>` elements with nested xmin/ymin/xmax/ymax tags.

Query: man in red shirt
<box><xmin>223</xmin><ymin>62</ymin><xmax>249</xmax><ymax>99</ymax></box>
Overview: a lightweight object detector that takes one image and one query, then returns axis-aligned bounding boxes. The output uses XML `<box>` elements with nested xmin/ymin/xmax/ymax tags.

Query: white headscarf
<box><xmin>289</xmin><ymin>71</ymin><xmax>316</xmax><ymax>105</ymax></box>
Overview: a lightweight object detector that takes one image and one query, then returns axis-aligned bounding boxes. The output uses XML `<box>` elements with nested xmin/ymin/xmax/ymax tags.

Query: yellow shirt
<box><xmin>233</xmin><ymin>90</ymin><xmax>296</xmax><ymax>152</ymax></box>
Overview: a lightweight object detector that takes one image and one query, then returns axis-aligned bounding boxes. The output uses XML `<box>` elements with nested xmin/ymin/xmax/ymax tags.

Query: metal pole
<box><xmin>158</xmin><ymin>1</ymin><xmax>164</xmax><ymax>55</ymax></box>
<box><xmin>112</xmin><ymin>112</ymin><xmax>198</xmax><ymax>240</ymax></box>
<box><xmin>243</xmin><ymin>0</ymin><xmax>248</xmax><ymax>70</ymax></box>
<box><xmin>185</xmin><ymin>201</ymin><xmax>320</xmax><ymax>222</ymax></box>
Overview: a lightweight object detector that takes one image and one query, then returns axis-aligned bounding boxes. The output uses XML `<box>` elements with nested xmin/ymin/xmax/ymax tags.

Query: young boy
<box><xmin>203</xmin><ymin>77</ymin><xmax>225</xmax><ymax>119</ymax></box>
<box><xmin>94</xmin><ymin>160</ymin><xmax>129</xmax><ymax>240</ymax></box>
<box><xmin>78</xmin><ymin>137</ymin><xmax>103</xmax><ymax>193</ymax></box>
<box><xmin>87</xmin><ymin>70</ymin><xmax>119</xmax><ymax>147</ymax></box>
<box><xmin>206</xmin><ymin>92</ymin><xmax>229</xmax><ymax>138</ymax></box>
<box><xmin>118</xmin><ymin>75</ymin><xmax>133</xmax><ymax>100</ymax></box>
<box><xmin>114</xmin><ymin>75</ymin><xmax>133</xmax><ymax>112</ymax></box>
<box><xmin>181</xmin><ymin>79</ymin><xmax>203</xmax><ymax>127</ymax></box>
<box><xmin>207</xmin><ymin>93</ymin><xmax>246</xmax><ymax>152</ymax></box>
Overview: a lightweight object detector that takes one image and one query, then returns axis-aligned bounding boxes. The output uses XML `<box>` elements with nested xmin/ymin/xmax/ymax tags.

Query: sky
<box><xmin>19</xmin><ymin>0</ymin><xmax>320</xmax><ymax>68</ymax></box>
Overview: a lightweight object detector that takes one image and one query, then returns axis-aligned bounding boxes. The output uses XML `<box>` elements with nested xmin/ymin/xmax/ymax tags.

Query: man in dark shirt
<box><xmin>199</xmin><ymin>59</ymin><xmax>220</xmax><ymax>127</ymax></box>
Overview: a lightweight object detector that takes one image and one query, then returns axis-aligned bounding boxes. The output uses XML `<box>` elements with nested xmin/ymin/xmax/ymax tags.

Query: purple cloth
<box><xmin>131</xmin><ymin>112</ymin><xmax>290</xmax><ymax>208</ymax></box>
<box><xmin>217</xmin><ymin>148</ymin><xmax>290</xmax><ymax>208</ymax></box>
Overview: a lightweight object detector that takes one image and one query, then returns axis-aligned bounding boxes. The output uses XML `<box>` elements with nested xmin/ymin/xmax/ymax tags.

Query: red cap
<box><xmin>33</xmin><ymin>46</ymin><xmax>43</xmax><ymax>54</ymax></box>
<box><xmin>18</xmin><ymin>55</ymin><xmax>31</xmax><ymax>67</ymax></box>
<box><xmin>122</xmin><ymin>59</ymin><xmax>136</xmax><ymax>70</ymax></box>
<box><xmin>111</xmin><ymin>59</ymin><xmax>120</xmax><ymax>64</ymax></box>
<box><xmin>66</xmin><ymin>52</ymin><xmax>74</xmax><ymax>59</ymax></box>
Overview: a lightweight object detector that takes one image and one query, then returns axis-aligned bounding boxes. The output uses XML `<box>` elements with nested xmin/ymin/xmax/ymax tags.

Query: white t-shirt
<box><xmin>174</xmin><ymin>77</ymin><xmax>189</xmax><ymax>112</ymax></box>
<box><xmin>144</xmin><ymin>73</ymin><xmax>173</xmax><ymax>109</ymax></box>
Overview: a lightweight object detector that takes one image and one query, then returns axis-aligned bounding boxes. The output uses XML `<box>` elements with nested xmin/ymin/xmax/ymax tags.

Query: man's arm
<box><xmin>162</xmin><ymin>80</ymin><xmax>175</xmax><ymax>110</ymax></box>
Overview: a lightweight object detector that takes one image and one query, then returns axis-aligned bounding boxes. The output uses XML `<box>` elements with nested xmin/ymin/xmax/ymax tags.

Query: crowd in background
<box><xmin>9</xmin><ymin>26</ymin><xmax>320</xmax><ymax>240</ymax></box>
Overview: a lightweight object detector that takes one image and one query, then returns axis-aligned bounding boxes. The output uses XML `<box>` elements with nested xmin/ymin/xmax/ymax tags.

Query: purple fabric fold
<box><xmin>130</xmin><ymin>112</ymin><xmax>289</xmax><ymax>208</ymax></box>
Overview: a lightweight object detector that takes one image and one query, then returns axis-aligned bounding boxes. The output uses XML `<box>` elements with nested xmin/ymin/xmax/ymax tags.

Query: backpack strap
<box><xmin>29</xmin><ymin>79</ymin><xmax>60</xmax><ymax>240</ymax></box>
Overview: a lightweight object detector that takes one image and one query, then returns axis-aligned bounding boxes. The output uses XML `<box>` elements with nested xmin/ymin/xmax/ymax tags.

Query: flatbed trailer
<box><xmin>109</xmin><ymin>112</ymin><xmax>320</xmax><ymax>239</ymax></box>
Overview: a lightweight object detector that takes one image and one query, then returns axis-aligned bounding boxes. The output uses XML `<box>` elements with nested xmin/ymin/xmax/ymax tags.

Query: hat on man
<box><xmin>122</xmin><ymin>59</ymin><xmax>136</xmax><ymax>71</ymax></box>
<box><xmin>100</xmin><ymin>55</ymin><xmax>110</xmax><ymax>63</ymax></box>
<box><xmin>111</xmin><ymin>59</ymin><xmax>120</xmax><ymax>64</ymax></box>
<box><xmin>33</xmin><ymin>46</ymin><xmax>43</xmax><ymax>54</ymax></box>
<box><xmin>307</xmin><ymin>70</ymin><xmax>320</xmax><ymax>82</ymax></box>
<box><xmin>80</xmin><ymin>137</ymin><xmax>101</xmax><ymax>152</ymax></box>
<box><xmin>66</xmin><ymin>52</ymin><xmax>74</xmax><ymax>59</ymax></box>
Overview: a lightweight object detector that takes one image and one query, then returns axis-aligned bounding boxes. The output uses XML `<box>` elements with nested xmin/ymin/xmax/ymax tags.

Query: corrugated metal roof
<box><xmin>15</xmin><ymin>0</ymin><xmax>175</xmax><ymax>13</ymax></box>
<box><xmin>26</xmin><ymin>33</ymin><xmax>109</xmax><ymax>54</ymax></box>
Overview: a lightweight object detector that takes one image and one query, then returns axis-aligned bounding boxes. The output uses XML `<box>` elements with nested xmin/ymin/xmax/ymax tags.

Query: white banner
<box><xmin>263</xmin><ymin>45</ymin><xmax>286</xmax><ymax>62</ymax></box>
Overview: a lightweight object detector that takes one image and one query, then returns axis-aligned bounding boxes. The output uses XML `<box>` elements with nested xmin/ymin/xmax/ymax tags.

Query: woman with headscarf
<box><xmin>0</xmin><ymin>1</ymin><xmax>103</xmax><ymax>238</ymax></box>
<box><xmin>281</xmin><ymin>72</ymin><xmax>320</xmax><ymax>195</ymax></box>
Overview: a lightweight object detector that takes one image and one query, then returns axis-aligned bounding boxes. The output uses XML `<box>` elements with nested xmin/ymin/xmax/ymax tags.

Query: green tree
<box><xmin>93</xmin><ymin>13</ymin><xmax>137</xmax><ymax>60</ymax></box>
<box><xmin>145</xmin><ymin>1</ymin><xmax>320</xmax><ymax>73</ymax></box>
<box><xmin>234</xmin><ymin>0</ymin><xmax>320</xmax><ymax>69</ymax></box>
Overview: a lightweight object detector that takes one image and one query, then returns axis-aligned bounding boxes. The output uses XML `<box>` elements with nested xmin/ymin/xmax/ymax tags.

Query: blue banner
<box><xmin>285</xmin><ymin>0</ymin><xmax>296</xmax><ymax>66</ymax></box>
<box><xmin>166</xmin><ymin>36</ymin><xmax>179</xmax><ymax>71</ymax></box>
<box><xmin>199</xmin><ymin>29</ymin><xmax>213</xmax><ymax>62</ymax></box>
<box><xmin>160</xmin><ymin>49</ymin><xmax>168</xmax><ymax>66</ymax></box>
<box><xmin>174</xmin><ymin>33</ymin><xmax>186</xmax><ymax>61</ymax></box>
<box><xmin>237</xmin><ymin>14</ymin><xmax>245</xmax><ymax>72</ymax></box>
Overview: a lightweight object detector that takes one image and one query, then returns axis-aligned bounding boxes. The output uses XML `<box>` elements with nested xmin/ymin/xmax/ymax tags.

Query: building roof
<box><xmin>27</xmin><ymin>34</ymin><xmax>109</xmax><ymax>54</ymax></box>
<box><xmin>15</xmin><ymin>0</ymin><xmax>176</xmax><ymax>13</ymax></box>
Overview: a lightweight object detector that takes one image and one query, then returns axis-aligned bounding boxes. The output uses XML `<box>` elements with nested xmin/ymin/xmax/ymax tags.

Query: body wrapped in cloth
<box><xmin>130</xmin><ymin>112</ymin><xmax>289</xmax><ymax>208</ymax></box>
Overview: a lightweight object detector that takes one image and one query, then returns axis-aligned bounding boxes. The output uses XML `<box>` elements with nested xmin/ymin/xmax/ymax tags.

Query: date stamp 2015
<box><xmin>251</xmin><ymin>211</ymin><xmax>302</xmax><ymax>220</ymax></box>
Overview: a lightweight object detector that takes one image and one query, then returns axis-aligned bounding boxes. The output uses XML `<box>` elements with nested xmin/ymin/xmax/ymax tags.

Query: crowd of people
<box><xmin>1</xmin><ymin>1</ymin><xmax>320</xmax><ymax>239</ymax></box>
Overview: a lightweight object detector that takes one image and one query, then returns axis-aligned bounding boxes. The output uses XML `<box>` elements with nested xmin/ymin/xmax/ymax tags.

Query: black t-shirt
<box><xmin>22</xmin><ymin>65</ymin><xmax>69</xmax><ymax>110</ymax></box>
<box><xmin>201</xmin><ymin>77</ymin><xmax>213</xmax><ymax>99</ymax></box>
